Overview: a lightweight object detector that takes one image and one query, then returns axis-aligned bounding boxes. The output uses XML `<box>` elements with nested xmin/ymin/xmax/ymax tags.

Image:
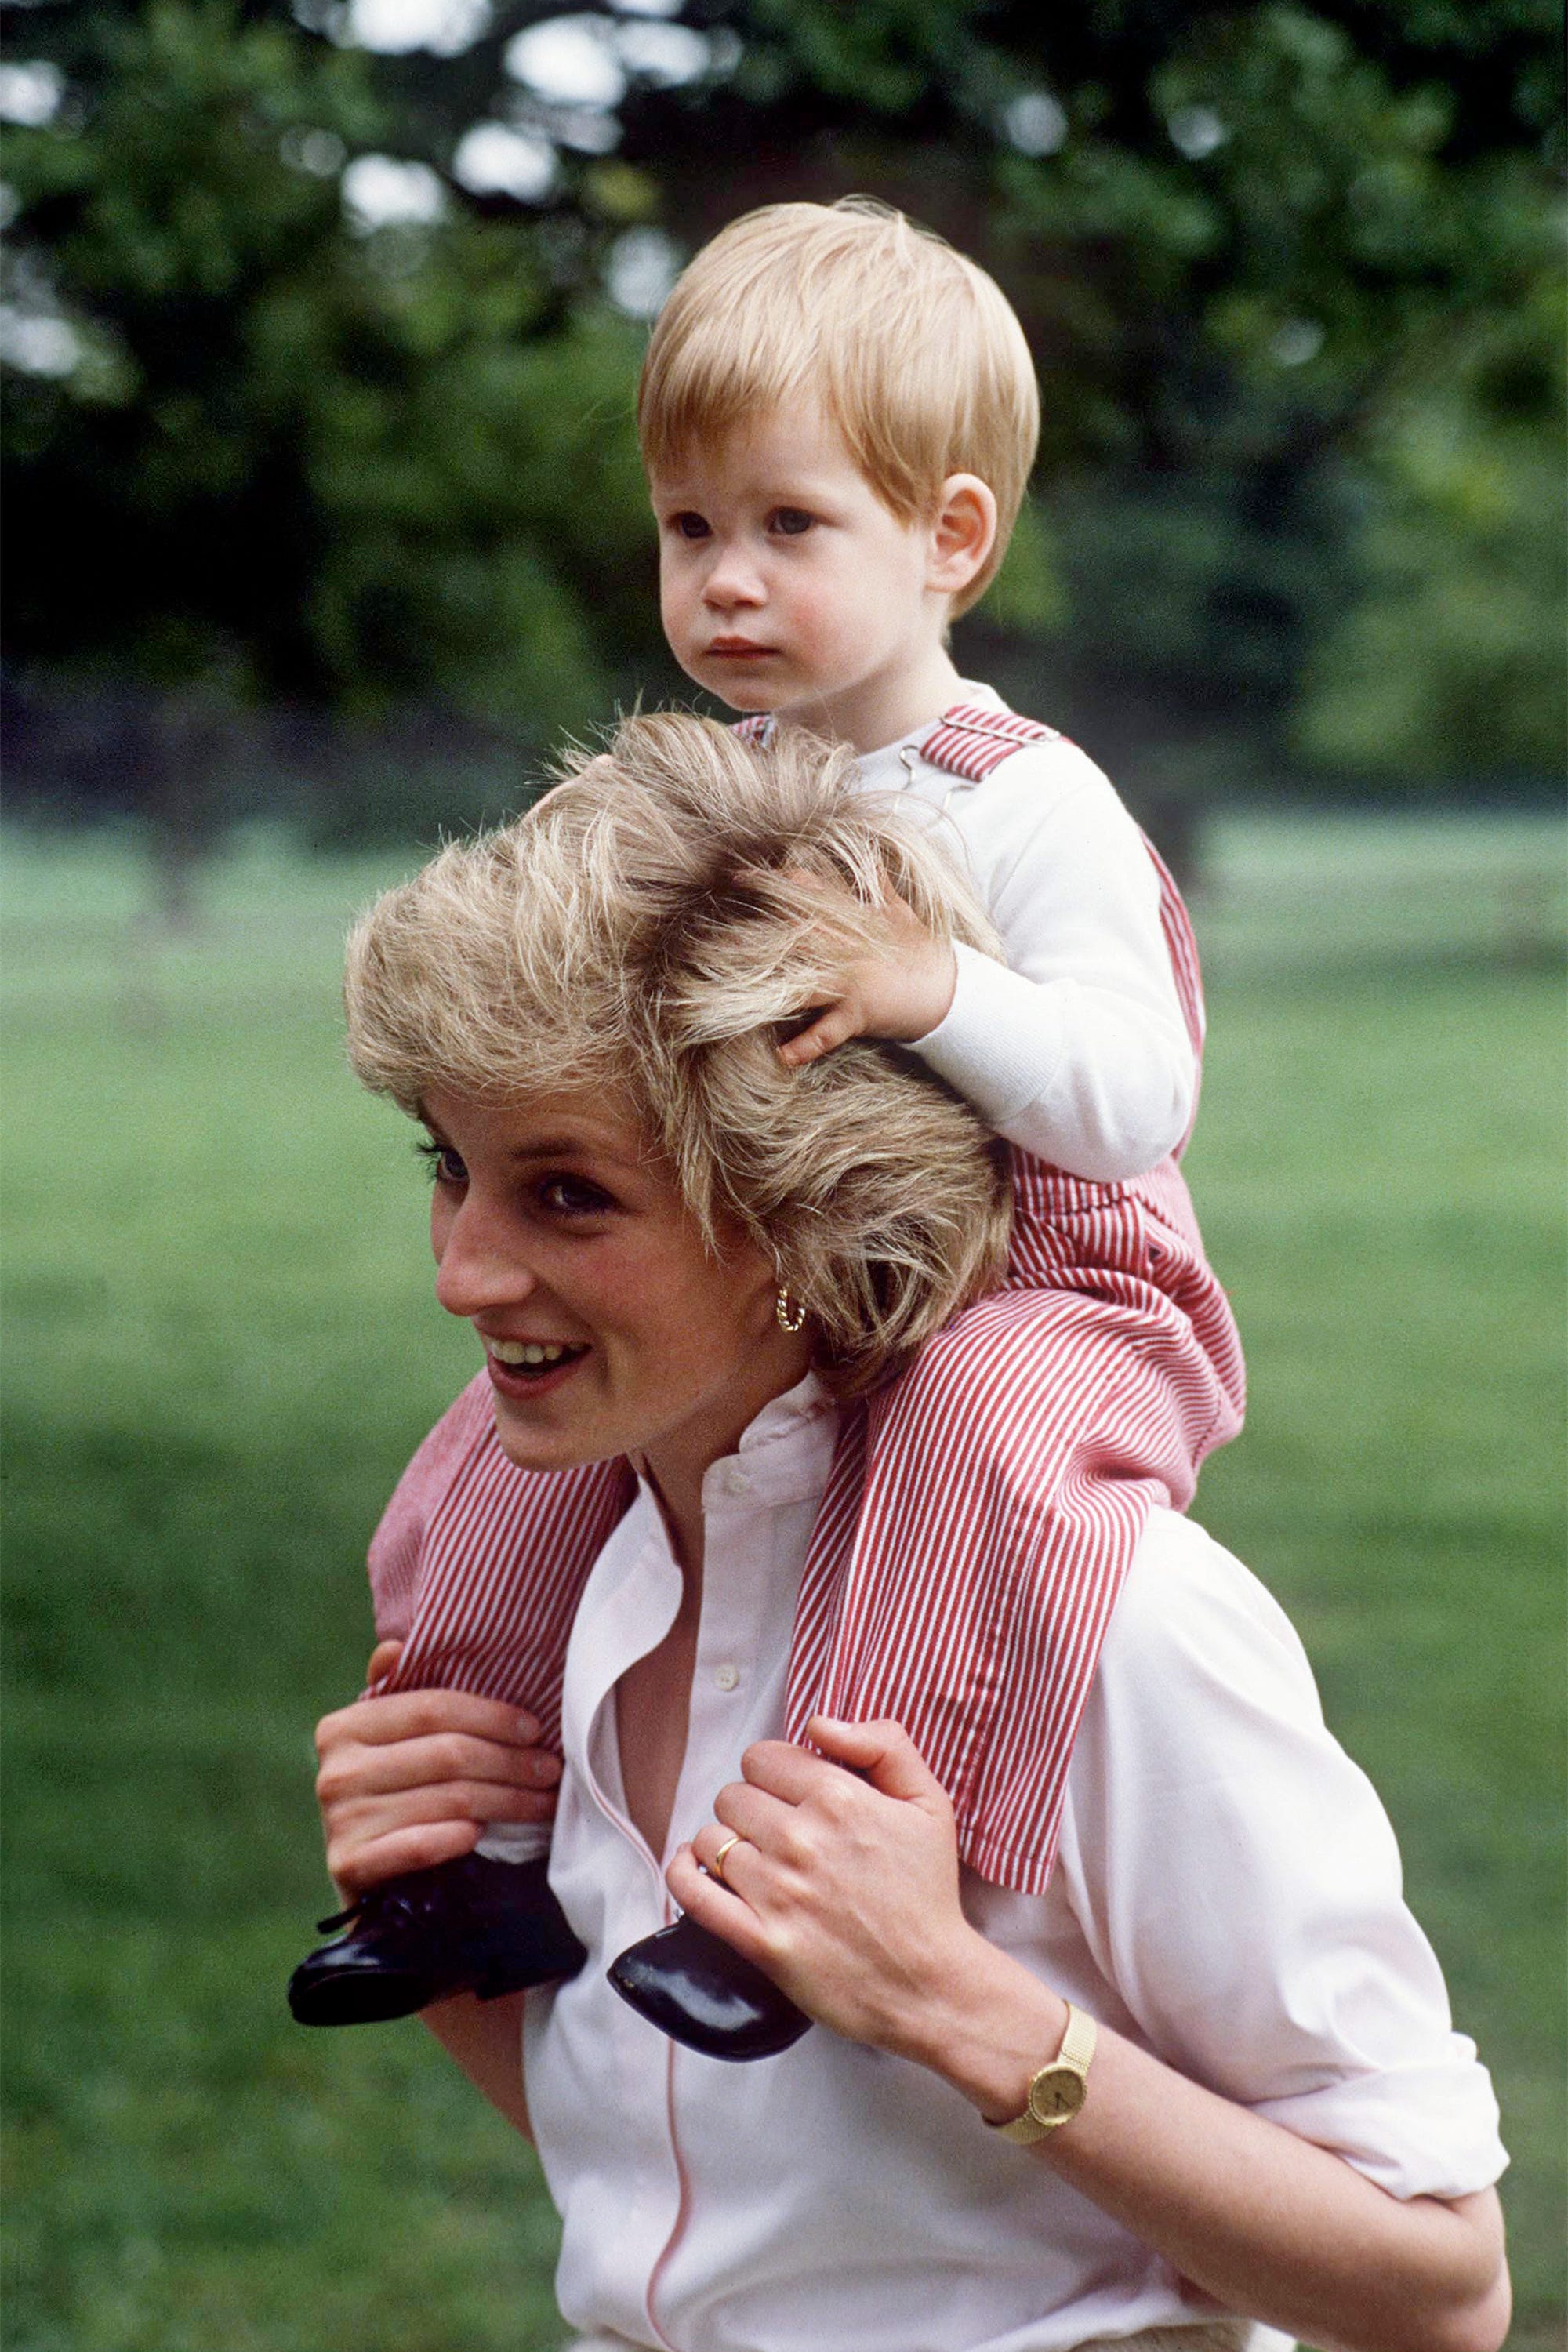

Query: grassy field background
<box><xmin>3</xmin><ymin>810</ymin><xmax>1564</xmax><ymax>2351</ymax></box>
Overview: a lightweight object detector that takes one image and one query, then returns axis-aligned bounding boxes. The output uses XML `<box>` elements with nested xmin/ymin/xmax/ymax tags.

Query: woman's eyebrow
<box><xmin>508</xmin><ymin>1137</ymin><xmax>580</xmax><ymax>1162</ymax></box>
<box><xmin>509</xmin><ymin>1137</ymin><xmax>641</xmax><ymax>1174</ymax></box>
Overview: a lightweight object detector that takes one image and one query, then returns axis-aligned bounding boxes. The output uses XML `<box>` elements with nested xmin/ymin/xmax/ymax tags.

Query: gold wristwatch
<box><xmin>989</xmin><ymin>2003</ymin><xmax>1097</xmax><ymax>2143</ymax></box>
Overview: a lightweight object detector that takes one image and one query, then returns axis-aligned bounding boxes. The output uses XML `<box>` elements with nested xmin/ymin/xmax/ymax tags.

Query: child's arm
<box><xmin>783</xmin><ymin>752</ymin><xmax>1196</xmax><ymax>1182</ymax></box>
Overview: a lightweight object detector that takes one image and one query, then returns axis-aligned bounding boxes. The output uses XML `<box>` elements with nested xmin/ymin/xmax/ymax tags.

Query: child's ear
<box><xmin>927</xmin><ymin>474</ymin><xmax>997</xmax><ymax>597</ymax></box>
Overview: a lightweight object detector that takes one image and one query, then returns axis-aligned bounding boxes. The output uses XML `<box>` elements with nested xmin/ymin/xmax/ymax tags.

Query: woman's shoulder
<box><xmin>1061</xmin><ymin>1507</ymin><xmax>1383</xmax><ymax>1872</ymax></box>
<box><xmin>1097</xmin><ymin>1508</ymin><xmax>1323</xmax><ymax>1730</ymax></box>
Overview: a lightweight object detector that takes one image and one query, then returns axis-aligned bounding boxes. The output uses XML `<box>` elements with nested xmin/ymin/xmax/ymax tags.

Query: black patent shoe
<box><xmin>608</xmin><ymin>1913</ymin><xmax>812</xmax><ymax>2061</ymax></box>
<box><xmin>288</xmin><ymin>1852</ymin><xmax>586</xmax><ymax>2027</ymax></box>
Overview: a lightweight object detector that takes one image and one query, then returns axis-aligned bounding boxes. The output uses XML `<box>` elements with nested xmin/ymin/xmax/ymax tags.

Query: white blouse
<box><xmin>856</xmin><ymin>685</ymin><xmax>1197</xmax><ymax>1182</ymax></box>
<box><xmin>522</xmin><ymin>1378</ymin><xmax>1505</xmax><ymax>2352</ymax></box>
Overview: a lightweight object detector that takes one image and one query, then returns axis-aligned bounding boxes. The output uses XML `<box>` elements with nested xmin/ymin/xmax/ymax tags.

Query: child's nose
<box><xmin>433</xmin><ymin>1193</ymin><xmax>537</xmax><ymax>1320</ymax></box>
<box><xmin>702</xmin><ymin>541</ymin><xmax>765</xmax><ymax>609</ymax></box>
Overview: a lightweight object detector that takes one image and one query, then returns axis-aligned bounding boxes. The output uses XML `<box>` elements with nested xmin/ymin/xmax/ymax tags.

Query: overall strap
<box><xmin>920</xmin><ymin>702</ymin><xmax>1060</xmax><ymax>780</ymax></box>
<box><xmin>730</xmin><ymin>702</ymin><xmax>1058</xmax><ymax>772</ymax></box>
<box><xmin>919</xmin><ymin>702</ymin><xmax>1206</xmax><ymax>1071</ymax></box>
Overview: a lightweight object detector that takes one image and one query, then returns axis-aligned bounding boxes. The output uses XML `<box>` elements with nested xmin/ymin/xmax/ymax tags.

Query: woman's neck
<box><xmin>640</xmin><ymin>1337</ymin><xmax>813</xmax><ymax>1573</ymax></box>
<box><xmin>619</xmin><ymin>1341</ymin><xmax>812</xmax><ymax>1857</ymax></box>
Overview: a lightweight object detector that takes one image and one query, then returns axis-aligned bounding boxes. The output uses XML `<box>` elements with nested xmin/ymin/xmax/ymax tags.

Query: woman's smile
<box><xmin>481</xmin><ymin>1336</ymin><xmax>590</xmax><ymax>1399</ymax></box>
<box><xmin>421</xmin><ymin>1085</ymin><xmax>812</xmax><ymax>1505</ymax></box>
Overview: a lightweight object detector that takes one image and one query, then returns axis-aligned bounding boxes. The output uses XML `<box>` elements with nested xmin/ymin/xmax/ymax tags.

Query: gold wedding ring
<box><xmin>712</xmin><ymin>1834</ymin><xmax>743</xmax><ymax>1889</ymax></box>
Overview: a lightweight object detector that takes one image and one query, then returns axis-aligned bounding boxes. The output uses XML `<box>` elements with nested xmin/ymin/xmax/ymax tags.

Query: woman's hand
<box><xmin>664</xmin><ymin>1715</ymin><xmax>988</xmax><ymax>2059</ymax></box>
<box><xmin>314</xmin><ymin>1641</ymin><xmax>561</xmax><ymax>1898</ymax></box>
<box><xmin>667</xmin><ymin>1715</ymin><xmax>1509</xmax><ymax>2352</ymax></box>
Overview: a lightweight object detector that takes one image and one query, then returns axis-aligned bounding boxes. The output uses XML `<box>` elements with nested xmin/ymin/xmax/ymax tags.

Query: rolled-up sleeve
<box><xmin>1052</xmin><ymin>1512</ymin><xmax>1508</xmax><ymax>2201</ymax></box>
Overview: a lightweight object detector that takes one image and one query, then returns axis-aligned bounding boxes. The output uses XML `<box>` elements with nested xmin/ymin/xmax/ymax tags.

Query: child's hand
<box><xmin>777</xmin><ymin>887</ymin><xmax>957</xmax><ymax>1066</ymax></box>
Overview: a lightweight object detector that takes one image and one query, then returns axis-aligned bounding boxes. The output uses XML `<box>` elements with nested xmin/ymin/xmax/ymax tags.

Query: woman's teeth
<box><xmin>488</xmin><ymin>1340</ymin><xmax>578</xmax><ymax>1368</ymax></box>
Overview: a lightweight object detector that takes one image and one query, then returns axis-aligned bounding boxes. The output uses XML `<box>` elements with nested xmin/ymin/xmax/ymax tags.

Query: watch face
<box><xmin>1026</xmin><ymin>2064</ymin><xmax>1086</xmax><ymax>2125</ymax></box>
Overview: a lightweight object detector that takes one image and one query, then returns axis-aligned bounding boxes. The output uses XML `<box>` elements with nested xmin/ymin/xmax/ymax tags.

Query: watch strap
<box><xmin>989</xmin><ymin>2002</ymin><xmax>1097</xmax><ymax>2143</ymax></box>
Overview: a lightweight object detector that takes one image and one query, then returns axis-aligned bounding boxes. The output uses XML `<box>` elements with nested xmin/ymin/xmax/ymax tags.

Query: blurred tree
<box><xmin>2</xmin><ymin>0</ymin><xmax>656</xmax><ymax>873</ymax></box>
<box><xmin>2</xmin><ymin>0</ymin><xmax>1560</xmax><ymax>869</ymax></box>
<box><xmin>1295</xmin><ymin>282</ymin><xmax>1566</xmax><ymax>782</ymax></box>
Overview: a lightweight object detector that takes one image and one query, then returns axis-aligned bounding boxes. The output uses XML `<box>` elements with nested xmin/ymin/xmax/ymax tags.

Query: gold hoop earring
<box><xmin>775</xmin><ymin>1284</ymin><xmax>806</xmax><ymax>1335</ymax></box>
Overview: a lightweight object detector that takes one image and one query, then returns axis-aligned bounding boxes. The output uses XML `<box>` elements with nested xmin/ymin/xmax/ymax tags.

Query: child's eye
<box><xmin>769</xmin><ymin>507</ymin><xmax>816</xmax><ymax>536</ymax></box>
<box><xmin>669</xmin><ymin>511</ymin><xmax>710</xmax><ymax>541</ymax></box>
<box><xmin>417</xmin><ymin>1141</ymin><xmax>467</xmax><ymax>1187</ymax></box>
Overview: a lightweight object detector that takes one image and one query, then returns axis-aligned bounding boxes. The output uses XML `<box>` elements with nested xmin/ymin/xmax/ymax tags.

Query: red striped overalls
<box><xmin>365</xmin><ymin>707</ymin><xmax>1243</xmax><ymax>1896</ymax></box>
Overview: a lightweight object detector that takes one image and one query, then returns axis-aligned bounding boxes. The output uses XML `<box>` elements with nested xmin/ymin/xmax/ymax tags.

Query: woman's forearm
<box><xmin>674</xmin><ymin>1719</ymin><xmax>1509</xmax><ymax>2352</ymax></box>
<box><xmin>421</xmin><ymin>1990</ymin><xmax>533</xmax><ymax>2143</ymax></box>
<box><xmin>910</xmin><ymin>1936</ymin><xmax>1509</xmax><ymax>2352</ymax></box>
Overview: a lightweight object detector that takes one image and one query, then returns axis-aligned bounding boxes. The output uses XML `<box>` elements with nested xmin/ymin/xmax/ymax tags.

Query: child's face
<box><xmin>650</xmin><ymin>396</ymin><xmax>953</xmax><ymax>751</ymax></box>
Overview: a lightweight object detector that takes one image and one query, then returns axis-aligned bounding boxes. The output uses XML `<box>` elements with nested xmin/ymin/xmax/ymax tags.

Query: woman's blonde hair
<box><xmin>637</xmin><ymin>199</ymin><xmax>1039</xmax><ymax>615</ymax></box>
<box><xmin>345</xmin><ymin>714</ymin><xmax>1011</xmax><ymax>1397</ymax></box>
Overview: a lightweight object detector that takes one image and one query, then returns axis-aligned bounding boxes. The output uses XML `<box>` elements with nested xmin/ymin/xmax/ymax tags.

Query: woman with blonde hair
<box><xmin>311</xmin><ymin>716</ymin><xmax>1508</xmax><ymax>2352</ymax></box>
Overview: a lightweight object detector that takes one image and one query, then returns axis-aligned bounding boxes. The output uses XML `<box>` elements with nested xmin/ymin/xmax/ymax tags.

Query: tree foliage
<box><xmin>2</xmin><ymin>0</ymin><xmax>1560</xmax><ymax>845</ymax></box>
<box><xmin>3</xmin><ymin>4</ymin><xmax>651</xmax><ymax>729</ymax></box>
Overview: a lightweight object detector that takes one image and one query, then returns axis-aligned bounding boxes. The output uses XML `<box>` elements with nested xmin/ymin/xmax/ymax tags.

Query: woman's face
<box><xmin>422</xmin><ymin>1087</ymin><xmax>808</xmax><ymax>1486</ymax></box>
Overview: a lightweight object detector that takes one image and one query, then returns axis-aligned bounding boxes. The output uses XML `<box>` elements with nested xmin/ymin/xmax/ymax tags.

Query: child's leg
<box><xmin>472</xmin><ymin>1821</ymin><xmax>551</xmax><ymax>1863</ymax></box>
<box><xmin>610</xmin><ymin>1157</ymin><xmax>1245</xmax><ymax>2052</ymax></box>
<box><xmin>365</xmin><ymin>1375</ymin><xmax>632</xmax><ymax>1738</ymax></box>
<box><xmin>289</xmin><ymin>1380</ymin><xmax>631</xmax><ymax>2027</ymax></box>
<box><xmin>365</xmin><ymin>1435</ymin><xmax>630</xmax><ymax>1853</ymax></box>
<box><xmin>787</xmin><ymin>1159</ymin><xmax>1243</xmax><ymax>1893</ymax></box>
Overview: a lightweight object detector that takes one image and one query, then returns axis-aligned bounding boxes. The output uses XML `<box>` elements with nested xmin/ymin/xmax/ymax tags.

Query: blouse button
<box><xmin>713</xmin><ymin>1663</ymin><xmax>740</xmax><ymax>1693</ymax></box>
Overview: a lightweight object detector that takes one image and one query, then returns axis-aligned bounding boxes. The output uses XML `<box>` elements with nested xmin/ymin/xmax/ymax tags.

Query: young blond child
<box><xmin>290</xmin><ymin>199</ymin><xmax>1243</xmax><ymax>2054</ymax></box>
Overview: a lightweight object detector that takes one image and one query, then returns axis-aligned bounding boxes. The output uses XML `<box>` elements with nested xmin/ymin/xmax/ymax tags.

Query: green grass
<box><xmin>3</xmin><ymin>814</ymin><xmax>1564</xmax><ymax>2350</ymax></box>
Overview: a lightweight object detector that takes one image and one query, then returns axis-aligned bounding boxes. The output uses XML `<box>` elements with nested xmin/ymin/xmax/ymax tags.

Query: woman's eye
<box><xmin>418</xmin><ymin>1142</ymin><xmax>467</xmax><ymax>1187</ymax></box>
<box><xmin>539</xmin><ymin>1174</ymin><xmax>615</xmax><ymax>1217</ymax></box>
<box><xmin>770</xmin><ymin>507</ymin><xmax>815</xmax><ymax>536</ymax></box>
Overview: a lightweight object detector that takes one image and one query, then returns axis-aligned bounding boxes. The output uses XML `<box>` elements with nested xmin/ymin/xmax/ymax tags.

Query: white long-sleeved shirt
<box><xmin>855</xmin><ymin>685</ymin><xmax>1196</xmax><ymax>1181</ymax></box>
<box><xmin>524</xmin><ymin>1377</ymin><xmax>1505</xmax><ymax>2352</ymax></box>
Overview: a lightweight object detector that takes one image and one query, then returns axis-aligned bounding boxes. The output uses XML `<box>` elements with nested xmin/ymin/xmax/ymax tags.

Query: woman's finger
<box><xmin>324</xmin><ymin>1777</ymin><xmax>555</xmax><ymax>1895</ymax></box>
<box><xmin>318</xmin><ymin>1730</ymin><xmax>559</xmax><ymax>1801</ymax></box>
<box><xmin>806</xmin><ymin>1715</ymin><xmax>948</xmax><ymax>1808</ymax></box>
<box><xmin>710</xmin><ymin>1777</ymin><xmax>797</xmax><ymax>1854</ymax></box>
<box><xmin>316</xmin><ymin>1686</ymin><xmax>540</xmax><ymax>1759</ymax></box>
<box><xmin>739</xmin><ymin>1737</ymin><xmax>857</xmax><ymax>1806</ymax></box>
<box><xmin>666</xmin><ymin>1844</ymin><xmax>779</xmax><ymax>1977</ymax></box>
<box><xmin>328</xmin><ymin>1817</ymin><xmax>485</xmax><ymax>1894</ymax></box>
<box><xmin>323</xmin><ymin>1766</ymin><xmax>558</xmax><ymax>1832</ymax></box>
<box><xmin>365</xmin><ymin>1639</ymin><xmax>404</xmax><ymax>1686</ymax></box>
<box><xmin>690</xmin><ymin>1820</ymin><xmax>767</xmax><ymax>1894</ymax></box>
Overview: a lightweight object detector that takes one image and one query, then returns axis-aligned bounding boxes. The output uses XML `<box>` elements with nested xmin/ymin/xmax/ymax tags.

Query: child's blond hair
<box><xmin>637</xmin><ymin>198</ymin><xmax>1039</xmax><ymax>614</ymax></box>
<box><xmin>344</xmin><ymin>714</ymin><xmax>1011</xmax><ymax>1397</ymax></box>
